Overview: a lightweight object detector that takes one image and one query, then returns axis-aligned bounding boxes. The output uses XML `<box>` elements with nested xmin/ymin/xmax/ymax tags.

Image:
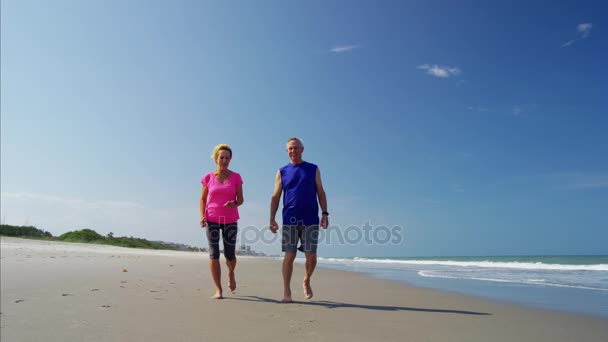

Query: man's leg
<box><xmin>281</xmin><ymin>225</ymin><xmax>299</xmax><ymax>303</ymax></box>
<box><xmin>302</xmin><ymin>225</ymin><xmax>319</xmax><ymax>299</ymax></box>
<box><xmin>303</xmin><ymin>252</ymin><xmax>317</xmax><ymax>299</ymax></box>
<box><xmin>282</xmin><ymin>252</ymin><xmax>297</xmax><ymax>303</ymax></box>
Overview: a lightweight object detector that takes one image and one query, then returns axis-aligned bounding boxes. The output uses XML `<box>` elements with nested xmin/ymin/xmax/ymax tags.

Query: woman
<box><xmin>200</xmin><ymin>144</ymin><xmax>244</xmax><ymax>299</ymax></box>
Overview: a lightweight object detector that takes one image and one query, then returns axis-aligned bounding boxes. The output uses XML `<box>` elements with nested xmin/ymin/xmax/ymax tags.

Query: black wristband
<box><xmin>322</xmin><ymin>211</ymin><xmax>329</xmax><ymax>216</ymax></box>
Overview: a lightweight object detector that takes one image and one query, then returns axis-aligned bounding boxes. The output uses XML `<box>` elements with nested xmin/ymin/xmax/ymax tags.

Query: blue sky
<box><xmin>1</xmin><ymin>0</ymin><xmax>607</xmax><ymax>257</ymax></box>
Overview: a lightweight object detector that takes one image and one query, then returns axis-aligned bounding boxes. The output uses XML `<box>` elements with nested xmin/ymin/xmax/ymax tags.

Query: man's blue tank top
<box><xmin>280</xmin><ymin>161</ymin><xmax>319</xmax><ymax>225</ymax></box>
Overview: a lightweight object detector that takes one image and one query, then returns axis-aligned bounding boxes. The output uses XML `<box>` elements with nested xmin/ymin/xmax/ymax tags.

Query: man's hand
<box><xmin>200</xmin><ymin>217</ymin><xmax>207</xmax><ymax>228</ymax></box>
<box><xmin>321</xmin><ymin>215</ymin><xmax>329</xmax><ymax>229</ymax></box>
<box><xmin>269</xmin><ymin>219</ymin><xmax>279</xmax><ymax>233</ymax></box>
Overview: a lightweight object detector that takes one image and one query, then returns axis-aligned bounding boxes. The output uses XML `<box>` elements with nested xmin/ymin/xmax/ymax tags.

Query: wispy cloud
<box><xmin>549</xmin><ymin>172</ymin><xmax>608</xmax><ymax>190</ymax></box>
<box><xmin>578</xmin><ymin>23</ymin><xmax>593</xmax><ymax>38</ymax></box>
<box><xmin>561</xmin><ymin>22</ymin><xmax>593</xmax><ymax>47</ymax></box>
<box><xmin>512</xmin><ymin>105</ymin><xmax>523</xmax><ymax>116</ymax></box>
<box><xmin>467</xmin><ymin>105</ymin><xmax>488</xmax><ymax>112</ymax></box>
<box><xmin>510</xmin><ymin>104</ymin><xmax>539</xmax><ymax>117</ymax></box>
<box><xmin>330</xmin><ymin>45</ymin><xmax>359</xmax><ymax>53</ymax></box>
<box><xmin>417</xmin><ymin>64</ymin><xmax>462</xmax><ymax>78</ymax></box>
<box><xmin>452</xmin><ymin>184</ymin><xmax>465</xmax><ymax>193</ymax></box>
<box><xmin>0</xmin><ymin>192</ymin><xmax>144</xmax><ymax>210</ymax></box>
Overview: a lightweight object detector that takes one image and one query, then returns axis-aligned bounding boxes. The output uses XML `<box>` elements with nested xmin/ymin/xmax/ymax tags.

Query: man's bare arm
<box><xmin>315</xmin><ymin>168</ymin><xmax>329</xmax><ymax>228</ymax></box>
<box><xmin>269</xmin><ymin>170</ymin><xmax>282</xmax><ymax>232</ymax></box>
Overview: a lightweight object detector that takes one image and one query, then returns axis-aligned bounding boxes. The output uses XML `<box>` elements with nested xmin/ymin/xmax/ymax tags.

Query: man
<box><xmin>270</xmin><ymin>137</ymin><xmax>329</xmax><ymax>303</ymax></box>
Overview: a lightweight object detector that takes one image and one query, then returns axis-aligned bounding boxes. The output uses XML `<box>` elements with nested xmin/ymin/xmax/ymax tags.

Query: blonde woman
<box><xmin>200</xmin><ymin>144</ymin><xmax>244</xmax><ymax>299</ymax></box>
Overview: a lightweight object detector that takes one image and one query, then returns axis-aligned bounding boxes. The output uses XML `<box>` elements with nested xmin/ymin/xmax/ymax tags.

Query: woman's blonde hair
<box><xmin>211</xmin><ymin>144</ymin><xmax>232</xmax><ymax>161</ymax></box>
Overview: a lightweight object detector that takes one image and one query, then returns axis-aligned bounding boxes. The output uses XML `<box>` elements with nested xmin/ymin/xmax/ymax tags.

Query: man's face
<box><xmin>286</xmin><ymin>140</ymin><xmax>303</xmax><ymax>162</ymax></box>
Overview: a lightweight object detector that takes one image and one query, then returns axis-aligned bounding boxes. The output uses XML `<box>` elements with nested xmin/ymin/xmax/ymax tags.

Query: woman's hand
<box><xmin>223</xmin><ymin>200</ymin><xmax>238</xmax><ymax>208</ymax></box>
<box><xmin>200</xmin><ymin>217</ymin><xmax>207</xmax><ymax>228</ymax></box>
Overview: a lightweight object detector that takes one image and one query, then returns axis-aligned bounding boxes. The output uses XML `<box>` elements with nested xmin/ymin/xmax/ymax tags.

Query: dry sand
<box><xmin>1</xmin><ymin>237</ymin><xmax>607</xmax><ymax>342</ymax></box>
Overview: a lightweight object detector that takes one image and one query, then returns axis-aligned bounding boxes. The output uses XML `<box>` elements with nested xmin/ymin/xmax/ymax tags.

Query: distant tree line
<box><xmin>0</xmin><ymin>224</ymin><xmax>202</xmax><ymax>252</ymax></box>
<box><xmin>0</xmin><ymin>224</ymin><xmax>53</xmax><ymax>238</ymax></box>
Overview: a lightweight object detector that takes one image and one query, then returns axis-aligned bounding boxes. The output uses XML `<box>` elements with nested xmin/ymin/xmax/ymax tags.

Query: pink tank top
<box><xmin>201</xmin><ymin>171</ymin><xmax>243</xmax><ymax>224</ymax></box>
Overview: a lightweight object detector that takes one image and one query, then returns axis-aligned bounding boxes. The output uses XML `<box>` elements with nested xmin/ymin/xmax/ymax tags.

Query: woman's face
<box><xmin>216</xmin><ymin>150</ymin><xmax>231</xmax><ymax>168</ymax></box>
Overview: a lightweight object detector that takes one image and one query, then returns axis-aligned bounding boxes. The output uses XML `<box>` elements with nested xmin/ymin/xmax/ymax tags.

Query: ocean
<box><xmin>304</xmin><ymin>255</ymin><xmax>608</xmax><ymax>317</ymax></box>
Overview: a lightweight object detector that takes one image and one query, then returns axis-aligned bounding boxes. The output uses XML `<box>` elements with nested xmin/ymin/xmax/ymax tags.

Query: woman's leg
<box><xmin>223</xmin><ymin>223</ymin><xmax>238</xmax><ymax>292</ymax></box>
<box><xmin>206</xmin><ymin>222</ymin><xmax>223</xmax><ymax>299</ymax></box>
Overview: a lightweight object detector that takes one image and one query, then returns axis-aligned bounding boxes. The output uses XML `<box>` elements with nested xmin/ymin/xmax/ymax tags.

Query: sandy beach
<box><xmin>1</xmin><ymin>236</ymin><xmax>607</xmax><ymax>342</ymax></box>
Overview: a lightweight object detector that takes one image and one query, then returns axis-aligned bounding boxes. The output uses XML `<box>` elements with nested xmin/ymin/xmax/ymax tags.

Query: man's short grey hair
<box><xmin>286</xmin><ymin>137</ymin><xmax>304</xmax><ymax>148</ymax></box>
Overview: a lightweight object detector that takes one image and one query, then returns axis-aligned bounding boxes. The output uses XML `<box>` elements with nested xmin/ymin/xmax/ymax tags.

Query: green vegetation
<box><xmin>0</xmin><ymin>224</ymin><xmax>202</xmax><ymax>252</ymax></box>
<box><xmin>0</xmin><ymin>224</ymin><xmax>53</xmax><ymax>238</ymax></box>
<box><xmin>58</xmin><ymin>228</ymin><xmax>105</xmax><ymax>242</ymax></box>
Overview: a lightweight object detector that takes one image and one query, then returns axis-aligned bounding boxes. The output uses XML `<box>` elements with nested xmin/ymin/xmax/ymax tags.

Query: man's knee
<box><xmin>284</xmin><ymin>252</ymin><xmax>297</xmax><ymax>262</ymax></box>
<box><xmin>304</xmin><ymin>252</ymin><xmax>317</xmax><ymax>262</ymax></box>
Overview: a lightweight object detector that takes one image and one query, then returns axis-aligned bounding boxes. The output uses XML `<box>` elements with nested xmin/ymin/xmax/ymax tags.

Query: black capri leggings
<box><xmin>206</xmin><ymin>221</ymin><xmax>238</xmax><ymax>260</ymax></box>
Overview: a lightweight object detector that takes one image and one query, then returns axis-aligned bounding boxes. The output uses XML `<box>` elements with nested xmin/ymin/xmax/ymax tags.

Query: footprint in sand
<box><xmin>91</xmin><ymin>289</ymin><xmax>100</xmax><ymax>292</ymax></box>
<box><xmin>121</xmin><ymin>281</ymin><xmax>127</xmax><ymax>284</ymax></box>
<box><xmin>15</xmin><ymin>299</ymin><xmax>25</xmax><ymax>303</ymax></box>
<box><xmin>101</xmin><ymin>305</ymin><xmax>111</xmax><ymax>308</ymax></box>
<box><xmin>62</xmin><ymin>294</ymin><xmax>73</xmax><ymax>297</ymax></box>
<box><xmin>149</xmin><ymin>290</ymin><xmax>159</xmax><ymax>293</ymax></box>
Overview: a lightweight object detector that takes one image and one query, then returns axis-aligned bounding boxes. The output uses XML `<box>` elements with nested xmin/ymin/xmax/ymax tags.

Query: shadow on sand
<box><xmin>226</xmin><ymin>296</ymin><xmax>491</xmax><ymax>316</ymax></box>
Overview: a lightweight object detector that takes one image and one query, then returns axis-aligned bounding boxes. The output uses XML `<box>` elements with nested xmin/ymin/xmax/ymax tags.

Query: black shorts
<box><xmin>206</xmin><ymin>221</ymin><xmax>238</xmax><ymax>260</ymax></box>
<box><xmin>282</xmin><ymin>225</ymin><xmax>319</xmax><ymax>254</ymax></box>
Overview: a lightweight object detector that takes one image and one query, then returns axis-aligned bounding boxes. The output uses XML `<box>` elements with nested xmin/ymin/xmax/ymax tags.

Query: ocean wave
<box><xmin>417</xmin><ymin>271</ymin><xmax>608</xmax><ymax>291</ymax></box>
<box><xmin>316</xmin><ymin>257</ymin><xmax>608</xmax><ymax>271</ymax></box>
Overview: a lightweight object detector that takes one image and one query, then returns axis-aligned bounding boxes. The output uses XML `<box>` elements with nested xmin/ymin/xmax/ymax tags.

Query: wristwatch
<box><xmin>322</xmin><ymin>211</ymin><xmax>329</xmax><ymax>216</ymax></box>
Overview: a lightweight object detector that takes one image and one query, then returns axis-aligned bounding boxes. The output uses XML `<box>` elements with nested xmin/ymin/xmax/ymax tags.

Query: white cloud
<box><xmin>330</xmin><ymin>45</ymin><xmax>359</xmax><ymax>53</ymax></box>
<box><xmin>561</xmin><ymin>40</ymin><xmax>576</xmax><ymax>47</ymax></box>
<box><xmin>578</xmin><ymin>23</ymin><xmax>593</xmax><ymax>38</ymax></box>
<box><xmin>561</xmin><ymin>22</ymin><xmax>593</xmax><ymax>47</ymax></box>
<box><xmin>417</xmin><ymin>64</ymin><xmax>462</xmax><ymax>78</ymax></box>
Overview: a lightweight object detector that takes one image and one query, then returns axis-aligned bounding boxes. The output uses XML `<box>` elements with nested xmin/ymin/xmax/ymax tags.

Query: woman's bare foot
<box><xmin>228</xmin><ymin>272</ymin><xmax>237</xmax><ymax>293</ymax></box>
<box><xmin>303</xmin><ymin>281</ymin><xmax>313</xmax><ymax>299</ymax></box>
<box><xmin>211</xmin><ymin>290</ymin><xmax>223</xmax><ymax>299</ymax></box>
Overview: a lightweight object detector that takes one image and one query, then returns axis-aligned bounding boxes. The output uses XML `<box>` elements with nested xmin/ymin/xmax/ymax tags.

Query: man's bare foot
<box><xmin>303</xmin><ymin>281</ymin><xmax>313</xmax><ymax>299</ymax></box>
<box><xmin>281</xmin><ymin>289</ymin><xmax>293</xmax><ymax>303</ymax></box>
<box><xmin>228</xmin><ymin>273</ymin><xmax>236</xmax><ymax>293</ymax></box>
<box><xmin>211</xmin><ymin>290</ymin><xmax>223</xmax><ymax>299</ymax></box>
